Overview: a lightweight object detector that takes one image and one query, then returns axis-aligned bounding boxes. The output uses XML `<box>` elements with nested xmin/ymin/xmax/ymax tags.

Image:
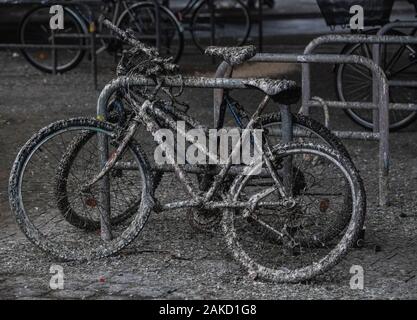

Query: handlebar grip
<box><xmin>100</xmin><ymin>16</ymin><xmax>157</xmax><ymax>56</ymax></box>
<box><xmin>101</xmin><ymin>17</ymin><xmax>135</xmax><ymax>45</ymax></box>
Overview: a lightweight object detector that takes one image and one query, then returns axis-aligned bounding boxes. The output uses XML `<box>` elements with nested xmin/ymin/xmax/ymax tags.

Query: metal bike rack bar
<box><xmin>377</xmin><ymin>20</ymin><xmax>417</xmax><ymax>39</ymax></box>
<box><xmin>97</xmin><ymin>75</ymin><xmax>297</xmax><ymax>115</ymax></box>
<box><xmin>373</xmin><ymin>21</ymin><xmax>417</xmax><ymax>96</ymax></box>
<box><xmin>302</xmin><ymin>34</ymin><xmax>417</xmax><ymax>117</ymax></box>
<box><xmin>299</xmin><ymin>33</ymin><xmax>417</xmax><ymax>206</ymax></box>
<box><xmin>258</xmin><ymin>0</ymin><xmax>264</xmax><ymax>52</ymax></box>
<box><xmin>213</xmin><ymin>52</ymin><xmax>390</xmax><ymax>206</ymax></box>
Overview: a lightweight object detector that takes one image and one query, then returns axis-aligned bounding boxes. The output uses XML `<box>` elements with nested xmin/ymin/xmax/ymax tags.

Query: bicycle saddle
<box><xmin>243</xmin><ymin>79</ymin><xmax>301</xmax><ymax>105</ymax></box>
<box><xmin>205</xmin><ymin>45</ymin><xmax>257</xmax><ymax>66</ymax></box>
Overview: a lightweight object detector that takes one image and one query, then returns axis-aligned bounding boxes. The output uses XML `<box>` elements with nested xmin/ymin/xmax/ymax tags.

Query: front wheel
<box><xmin>9</xmin><ymin>118</ymin><xmax>154</xmax><ymax>261</ymax></box>
<box><xmin>223</xmin><ymin>143</ymin><xmax>366</xmax><ymax>283</ymax></box>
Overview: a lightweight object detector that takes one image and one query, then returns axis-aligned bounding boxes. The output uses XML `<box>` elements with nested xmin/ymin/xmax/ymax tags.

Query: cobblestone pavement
<box><xmin>0</xmin><ymin>46</ymin><xmax>416</xmax><ymax>299</ymax></box>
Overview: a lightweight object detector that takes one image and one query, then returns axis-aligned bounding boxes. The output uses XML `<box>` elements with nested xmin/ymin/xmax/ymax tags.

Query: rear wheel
<box><xmin>19</xmin><ymin>6</ymin><xmax>87</xmax><ymax>73</ymax></box>
<box><xmin>223</xmin><ymin>143</ymin><xmax>366</xmax><ymax>283</ymax></box>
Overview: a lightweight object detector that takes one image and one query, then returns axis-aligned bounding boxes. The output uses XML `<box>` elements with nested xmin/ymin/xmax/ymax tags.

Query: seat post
<box><xmin>279</xmin><ymin>104</ymin><xmax>294</xmax><ymax>196</ymax></box>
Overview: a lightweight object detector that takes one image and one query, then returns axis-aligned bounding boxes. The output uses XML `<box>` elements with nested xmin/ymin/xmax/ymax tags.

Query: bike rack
<box><xmin>300</xmin><ymin>33</ymin><xmax>417</xmax><ymax>206</ymax></box>
<box><xmin>214</xmin><ymin>52</ymin><xmax>390</xmax><ymax>206</ymax></box>
<box><xmin>211</xmin><ymin>31</ymin><xmax>417</xmax><ymax>207</ymax></box>
<box><xmin>374</xmin><ymin>20</ymin><xmax>417</xmax><ymax>92</ymax></box>
<box><xmin>0</xmin><ymin>0</ymin><xmax>164</xmax><ymax>90</ymax></box>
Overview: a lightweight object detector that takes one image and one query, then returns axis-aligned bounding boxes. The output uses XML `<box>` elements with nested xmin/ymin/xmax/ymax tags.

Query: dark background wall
<box><xmin>0</xmin><ymin>0</ymin><xmax>416</xmax><ymax>43</ymax></box>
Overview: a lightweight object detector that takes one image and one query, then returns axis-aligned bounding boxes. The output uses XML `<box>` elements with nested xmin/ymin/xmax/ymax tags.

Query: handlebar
<box><xmin>99</xmin><ymin>16</ymin><xmax>158</xmax><ymax>58</ymax></box>
<box><xmin>100</xmin><ymin>16</ymin><xmax>179</xmax><ymax>73</ymax></box>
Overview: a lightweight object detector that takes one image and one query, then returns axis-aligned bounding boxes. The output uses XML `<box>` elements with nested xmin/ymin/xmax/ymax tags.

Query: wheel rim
<box><xmin>223</xmin><ymin>144</ymin><xmax>363</xmax><ymax>282</ymax></box>
<box><xmin>10</xmin><ymin>120</ymin><xmax>152</xmax><ymax>261</ymax></box>
<box><xmin>20</xmin><ymin>7</ymin><xmax>86</xmax><ymax>72</ymax></box>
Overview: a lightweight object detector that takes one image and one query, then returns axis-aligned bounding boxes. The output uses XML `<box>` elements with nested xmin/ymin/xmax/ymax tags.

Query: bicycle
<box><xmin>9</xmin><ymin>19</ymin><xmax>366</xmax><ymax>283</ymax></box>
<box><xmin>120</xmin><ymin>0</ymin><xmax>252</xmax><ymax>55</ymax></box>
<box><xmin>19</xmin><ymin>0</ymin><xmax>183</xmax><ymax>73</ymax></box>
<box><xmin>55</xmin><ymin>41</ymin><xmax>352</xmax><ymax>233</ymax></box>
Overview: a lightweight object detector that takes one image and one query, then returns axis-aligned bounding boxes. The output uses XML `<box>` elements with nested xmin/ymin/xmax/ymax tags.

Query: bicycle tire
<box><xmin>19</xmin><ymin>6</ymin><xmax>87</xmax><ymax>74</ymax></box>
<box><xmin>9</xmin><ymin>118</ymin><xmax>154</xmax><ymax>261</ymax></box>
<box><xmin>223</xmin><ymin>143</ymin><xmax>366</xmax><ymax>283</ymax></box>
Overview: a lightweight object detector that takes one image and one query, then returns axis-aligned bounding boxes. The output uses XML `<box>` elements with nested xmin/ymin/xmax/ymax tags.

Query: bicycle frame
<box><xmin>87</xmin><ymin>93</ymin><xmax>293</xmax><ymax>214</ymax></box>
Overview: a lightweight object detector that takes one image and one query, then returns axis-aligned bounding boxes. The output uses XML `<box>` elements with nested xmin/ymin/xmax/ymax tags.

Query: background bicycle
<box><xmin>18</xmin><ymin>0</ymin><xmax>252</xmax><ymax>72</ymax></box>
<box><xmin>19</xmin><ymin>0</ymin><xmax>161</xmax><ymax>73</ymax></box>
<box><xmin>318</xmin><ymin>0</ymin><xmax>417</xmax><ymax>131</ymax></box>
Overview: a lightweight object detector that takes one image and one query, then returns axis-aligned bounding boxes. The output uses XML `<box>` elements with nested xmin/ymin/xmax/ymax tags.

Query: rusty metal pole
<box><xmin>96</xmin><ymin>61</ymin><xmax>112</xmax><ymax>241</ymax></box>
<box><xmin>258</xmin><ymin>0</ymin><xmax>263</xmax><ymax>52</ymax></box>
<box><xmin>209</xmin><ymin>0</ymin><xmax>216</xmax><ymax>64</ymax></box>
<box><xmin>98</xmin><ymin>132</ymin><xmax>113</xmax><ymax>241</ymax></box>
<box><xmin>372</xmin><ymin>42</ymin><xmax>380</xmax><ymax>133</ymax></box>
<box><xmin>280</xmin><ymin>104</ymin><xmax>293</xmax><ymax>194</ymax></box>
<box><xmin>154</xmin><ymin>0</ymin><xmax>161</xmax><ymax>52</ymax></box>
<box><xmin>90</xmin><ymin>22</ymin><xmax>98</xmax><ymax>90</ymax></box>
<box><xmin>301</xmin><ymin>59</ymin><xmax>311</xmax><ymax>115</ymax></box>
<box><xmin>51</xmin><ymin>30</ymin><xmax>57</xmax><ymax>75</ymax></box>
<box><xmin>213</xmin><ymin>61</ymin><xmax>233</xmax><ymax>128</ymax></box>
<box><xmin>378</xmin><ymin>69</ymin><xmax>390</xmax><ymax>206</ymax></box>
<box><xmin>209</xmin><ymin>0</ymin><xmax>215</xmax><ymax>47</ymax></box>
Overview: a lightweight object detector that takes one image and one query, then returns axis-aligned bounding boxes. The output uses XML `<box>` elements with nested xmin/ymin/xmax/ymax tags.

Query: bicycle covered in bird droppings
<box><xmin>9</xmin><ymin>18</ymin><xmax>366</xmax><ymax>283</ymax></box>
